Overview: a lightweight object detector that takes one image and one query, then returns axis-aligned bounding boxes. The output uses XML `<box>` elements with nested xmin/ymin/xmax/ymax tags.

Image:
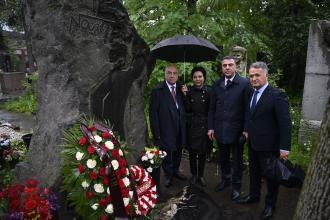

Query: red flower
<box><xmin>102</xmin><ymin>132</ymin><xmax>111</xmax><ymax>139</ymax></box>
<box><xmin>9</xmin><ymin>199</ymin><xmax>21</xmax><ymax>212</ymax></box>
<box><xmin>122</xmin><ymin>188</ymin><xmax>129</xmax><ymax>197</ymax></box>
<box><xmin>87</xmin><ymin>146</ymin><xmax>95</xmax><ymax>155</ymax></box>
<box><xmin>24</xmin><ymin>187</ymin><xmax>37</xmax><ymax>194</ymax></box>
<box><xmin>25</xmin><ymin>199</ymin><xmax>37</xmax><ymax>210</ymax></box>
<box><xmin>89</xmin><ymin>126</ymin><xmax>96</xmax><ymax>132</ymax></box>
<box><xmin>100</xmin><ymin>215</ymin><xmax>109</xmax><ymax>220</ymax></box>
<box><xmin>0</xmin><ymin>191</ymin><xmax>3</xmax><ymax>200</ymax></box>
<box><xmin>89</xmin><ymin>172</ymin><xmax>98</xmax><ymax>180</ymax></box>
<box><xmin>99</xmin><ymin>198</ymin><xmax>108</xmax><ymax>206</ymax></box>
<box><xmin>78</xmin><ymin>164</ymin><xmax>85</xmax><ymax>173</ymax></box>
<box><xmin>86</xmin><ymin>191</ymin><xmax>94</xmax><ymax>200</ymax></box>
<box><xmin>26</xmin><ymin>179</ymin><xmax>39</xmax><ymax>188</ymax></box>
<box><xmin>99</xmin><ymin>167</ymin><xmax>106</xmax><ymax>176</ymax></box>
<box><xmin>119</xmin><ymin>180</ymin><xmax>125</xmax><ymax>189</ymax></box>
<box><xmin>112</xmin><ymin>149</ymin><xmax>119</xmax><ymax>158</ymax></box>
<box><xmin>107</xmin><ymin>195</ymin><xmax>112</xmax><ymax>203</ymax></box>
<box><xmin>79</xmin><ymin>137</ymin><xmax>88</xmax><ymax>146</ymax></box>
<box><xmin>102</xmin><ymin>177</ymin><xmax>109</xmax><ymax>186</ymax></box>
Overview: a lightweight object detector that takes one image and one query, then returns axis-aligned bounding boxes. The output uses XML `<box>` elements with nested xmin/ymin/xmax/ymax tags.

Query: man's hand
<box><xmin>208</xmin><ymin>129</ymin><xmax>215</xmax><ymax>140</ymax></box>
<box><xmin>280</xmin><ymin>150</ymin><xmax>289</xmax><ymax>160</ymax></box>
<box><xmin>181</xmin><ymin>84</ymin><xmax>188</xmax><ymax>96</ymax></box>
<box><xmin>242</xmin><ymin>131</ymin><xmax>248</xmax><ymax>140</ymax></box>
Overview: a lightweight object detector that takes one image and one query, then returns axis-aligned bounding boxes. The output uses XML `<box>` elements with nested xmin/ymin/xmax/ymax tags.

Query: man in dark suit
<box><xmin>237</xmin><ymin>62</ymin><xmax>292</xmax><ymax>219</ymax></box>
<box><xmin>149</xmin><ymin>64</ymin><xmax>187</xmax><ymax>188</ymax></box>
<box><xmin>208</xmin><ymin>56</ymin><xmax>252</xmax><ymax>200</ymax></box>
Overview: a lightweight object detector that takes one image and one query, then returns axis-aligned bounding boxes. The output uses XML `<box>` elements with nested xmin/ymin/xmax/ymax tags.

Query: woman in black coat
<box><xmin>182</xmin><ymin>66</ymin><xmax>212</xmax><ymax>187</ymax></box>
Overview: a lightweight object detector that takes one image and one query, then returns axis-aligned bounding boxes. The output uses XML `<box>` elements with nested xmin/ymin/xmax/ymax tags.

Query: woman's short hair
<box><xmin>191</xmin><ymin>66</ymin><xmax>207</xmax><ymax>79</ymax></box>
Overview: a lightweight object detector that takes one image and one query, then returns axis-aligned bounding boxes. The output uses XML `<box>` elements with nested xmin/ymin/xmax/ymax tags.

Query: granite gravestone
<box><xmin>299</xmin><ymin>20</ymin><xmax>330</xmax><ymax>144</ymax></box>
<box><xmin>15</xmin><ymin>0</ymin><xmax>152</xmax><ymax>187</ymax></box>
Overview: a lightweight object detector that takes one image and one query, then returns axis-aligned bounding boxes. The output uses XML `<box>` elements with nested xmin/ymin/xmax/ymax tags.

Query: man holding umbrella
<box><xmin>208</xmin><ymin>56</ymin><xmax>252</xmax><ymax>200</ymax></box>
<box><xmin>149</xmin><ymin>64</ymin><xmax>187</xmax><ymax>188</ymax></box>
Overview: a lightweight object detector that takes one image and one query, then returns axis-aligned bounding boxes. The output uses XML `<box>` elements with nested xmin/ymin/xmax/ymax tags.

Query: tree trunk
<box><xmin>21</xmin><ymin>1</ymin><xmax>35</xmax><ymax>73</ymax></box>
<box><xmin>294</xmin><ymin>97</ymin><xmax>330</xmax><ymax>219</ymax></box>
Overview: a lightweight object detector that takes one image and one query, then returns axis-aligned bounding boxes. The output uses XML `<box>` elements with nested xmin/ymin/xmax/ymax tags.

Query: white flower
<box><xmin>126</xmin><ymin>168</ymin><xmax>130</xmax><ymax>175</ymax></box>
<box><xmin>75</xmin><ymin>152</ymin><xmax>84</xmax><ymax>161</ymax></box>
<box><xmin>147</xmin><ymin>152</ymin><xmax>154</xmax><ymax>159</ymax></box>
<box><xmin>292</xmin><ymin>121</ymin><xmax>295</xmax><ymax>125</ymax></box>
<box><xmin>107</xmin><ymin>187</ymin><xmax>111</xmax><ymax>195</ymax></box>
<box><xmin>91</xmin><ymin>203</ymin><xmax>99</xmax><ymax>210</ymax></box>
<box><xmin>105</xmin><ymin>141</ymin><xmax>114</xmax><ymax>150</ymax></box>
<box><xmin>118</xmin><ymin>149</ymin><xmax>124</xmax><ymax>156</ymax></box>
<box><xmin>147</xmin><ymin>167</ymin><xmax>153</xmax><ymax>173</ymax></box>
<box><xmin>123</xmin><ymin>197</ymin><xmax>130</xmax><ymax>207</ymax></box>
<box><xmin>111</xmin><ymin>160</ymin><xmax>119</xmax><ymax>170</ymax></box>
<box><xmin>81</xmin><ymin>181</ymin><xmax>89</xmax><ymax>189</ymax></box>
<box><xmin>94</xmin><ymin>183</ymin><xmax>104</xmax><ymax>193</ymax></box>
<box><xmin>141</xmin><ymin>155</ymin><xmax>148</xmax><ymax>161</ymax></box>
<box><xmin>129</xmin><ymin>191</ymin><xmax>134</xmax><ymax>199</ymax></box>
<box><xmin>150</xmin><ymin>159</ymin><xmax>154</xmax><ymax>164</ymax></box>
<box><xmin>86</xmin><ymin>159</ymin><xmax>97</xmax><ymax>169</ymax></box>
<box><xmin>122</xmin><ymin>177</ymin><xmax>130</xmax><ymax>187</ymax></box>
<box><xmin>212</xmin><ymin>148</ymin><xmax>217</xmax><ymax>153</ymax></box>
<box><xmin>105</xmin><ymin>204</ymin><xmax>114</xmax><ymax>214</ymax></box>
<box><xmin>94</xmin><ymin>135</ymin><xmax>102</xmax><ymax>143</ymax></box>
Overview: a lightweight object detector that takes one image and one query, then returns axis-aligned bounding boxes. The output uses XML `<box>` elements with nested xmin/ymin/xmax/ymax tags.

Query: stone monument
<box><xmin>299</xmin><ymin>20</ymin><xmax>330</xmax><ymax>144</ymax></box>
<box><xmin>15</xmin><ymin>0</ymin><xmax>152</xmax><ymax>187</ymax></box>
<box><xmin>230</xmin><ymin>46</ymin><xmax>247</xmax><ymax>77</ymax></box>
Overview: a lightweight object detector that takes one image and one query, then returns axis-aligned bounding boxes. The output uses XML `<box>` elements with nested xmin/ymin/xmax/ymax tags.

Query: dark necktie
<box><xmin>226</xmin><ymin>80</ymin><xmax>232</xmax><ymax>88</ymax></box>
<box><xmin>171</xmin><ymin>86</ymin><xmax>177</xmax><ymax>106</ymax></box>
<box><xmin>251</xmin><ymin>90</ymin><xmax>259</xmax><ymax>112</ymax></box>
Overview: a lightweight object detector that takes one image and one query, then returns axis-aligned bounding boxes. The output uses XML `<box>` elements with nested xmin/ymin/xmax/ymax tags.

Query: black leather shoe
<box><xmin>173</xmin><ymin>172</ymin><xmax>187</xmax><ymax>180</ymax></box>
<box><xmin>231</xmin><ymin>189</ymin><xmax>240</xmax><ymax>201</ymax></box>
<box><xmin>165</xmin><ymin>178</ymin><xmax>172</xmax><ymax>188</ymax></box>
<box><xmin>260</xmin><ymin>206</ymin><xmax>274</xmax><ymax>219</ymax></box>
<box><xmin>198</xmin><ymin>177</ymin><xmax>207</xmax><ymax>187</ymax></box>
<box><xmin>236</xmin><ymin>195</ymin><xmax>260</xmax><ymax>204</ymax></box>
<box><xmin>214</xmin><ymin>180</ymin><xmax>231</xmax><ymax>192</ymax></box>
<box><xmin>189</xmin><ymin>175</ymin><xmax>197</xmax><ymax>185</ymax></box>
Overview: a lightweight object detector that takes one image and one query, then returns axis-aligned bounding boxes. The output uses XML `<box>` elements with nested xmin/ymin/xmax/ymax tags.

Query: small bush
<box><xmin>1</xmin><ymin>72</ymin><xmax>38</xmax><ymax>114</ymax></box>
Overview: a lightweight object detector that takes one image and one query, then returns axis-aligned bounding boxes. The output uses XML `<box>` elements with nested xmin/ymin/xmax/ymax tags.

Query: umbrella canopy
<box><xmin>150</xmin><ymin>34</ymin><xmax>220</xmax><ymax>63</ymax></box>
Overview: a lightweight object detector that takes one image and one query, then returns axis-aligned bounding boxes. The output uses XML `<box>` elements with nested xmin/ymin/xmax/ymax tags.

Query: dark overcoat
<box><xmin>208</xmin><ymin>74</ymin><xmax>252</xmax><ymax>144</ymax></box>
<box><xmin>184</xmin><ymin>85</ymin><xmax>212</xmax><ymax>154</ymax></box>
<box><xmin>149</xmin><ymin>81</ymin><xmax>186</xmax><ymax>151</ymax></box>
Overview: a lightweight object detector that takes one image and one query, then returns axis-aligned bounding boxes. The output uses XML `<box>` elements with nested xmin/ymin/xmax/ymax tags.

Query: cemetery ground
<box><xmin>0</xmin><ymin>108</ymin><xmax>300</xmax><ymax>220</ymax></box>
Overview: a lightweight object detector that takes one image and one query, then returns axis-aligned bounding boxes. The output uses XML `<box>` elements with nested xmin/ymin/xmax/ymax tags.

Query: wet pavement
<box><xmin>0</xmin><ymin>109</ymin><xmax>36</xmax><ymax>133</ymax></box>
<box><xmin>157</xmin><ymin>157</ymin><xmax>300</xmax><ymax>220</ymax></box>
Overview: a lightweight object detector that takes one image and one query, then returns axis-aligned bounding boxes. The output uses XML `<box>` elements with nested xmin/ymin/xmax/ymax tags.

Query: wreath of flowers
<box><xmin>61</xmin><ymin>119</ymin><xmax>157</xmax><ymax>220</ymax></box>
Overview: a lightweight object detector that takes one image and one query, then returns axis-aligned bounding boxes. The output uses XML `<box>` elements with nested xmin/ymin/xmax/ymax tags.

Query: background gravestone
<box><xmin>15</xmin><ymin>0</ymin><xmax>152</xmax><ymax>187</ymax></box>
<box><xmin>299</xmin><ymin>20</ymin><xmax>330</xmax><ymax>144</ymax></box>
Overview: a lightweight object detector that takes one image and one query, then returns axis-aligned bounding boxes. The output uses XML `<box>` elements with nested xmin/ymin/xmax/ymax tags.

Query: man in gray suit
<box><xmin>208</xmin><ymin>56</ymin><xmax>252</xmax><ymax>200</ymax></box>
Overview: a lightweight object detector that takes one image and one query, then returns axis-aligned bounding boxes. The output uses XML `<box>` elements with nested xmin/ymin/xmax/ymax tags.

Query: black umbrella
<box><xmin>151</xmin><ymin>34</ymin><xmax>220</xmax><ymax>63</ymax></box>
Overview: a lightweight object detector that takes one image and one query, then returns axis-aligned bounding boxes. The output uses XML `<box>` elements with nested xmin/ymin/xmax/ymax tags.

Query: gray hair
<box><xmin>249</xmin><ymin>61</ymin><xmax>269</xmax><ymax>73</ymax></box>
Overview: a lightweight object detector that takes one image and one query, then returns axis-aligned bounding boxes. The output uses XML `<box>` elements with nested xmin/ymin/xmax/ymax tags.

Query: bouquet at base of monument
<box><xmin>61</xmin><ymin>118</ymin><xmax>158</xmax><ymax>220</ymax></box>
<box><xmin>139</xmin><ymin>146</ymin><xmax>167</xmax><ymax>173</ymax></box>
<box><xmin>0</xmin><ymin>178</ymin><xmax>59</xmax><ymax>220</ymax></box>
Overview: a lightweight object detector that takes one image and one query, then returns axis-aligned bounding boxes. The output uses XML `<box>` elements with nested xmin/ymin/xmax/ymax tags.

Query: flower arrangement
<box><xmin>139</xmin><ymin>147</ymin><xmax>167</xmax><ymax>173</ymax></box>
<box><xmin>61</xmin><ymin>119</ymin><xmax>157</xmax><ymax>220</ymax></box>
<box><xmin>0</xmin><ymin>178</ymin><xmax>59</xmax><ymax>220</ymax></box>
<box><xmin>0</xmin><ymin>135</ymin><xmax>27</xmax><ymax>168</ymax></box>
